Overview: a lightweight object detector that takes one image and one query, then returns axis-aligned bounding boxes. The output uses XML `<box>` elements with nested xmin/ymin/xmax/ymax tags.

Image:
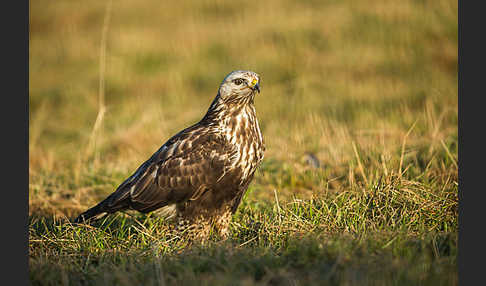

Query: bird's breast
<box><xmin>222</xmin><ymin>108</ymin><xmax>264</xmax><ymax>185</ymax></box>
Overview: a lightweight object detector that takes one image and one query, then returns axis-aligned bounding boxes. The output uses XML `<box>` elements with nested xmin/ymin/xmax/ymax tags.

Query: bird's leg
<box><xmin>213</xmin><ymin>208</ymin><xmax>232</xmax><ymax>240</ymax></box>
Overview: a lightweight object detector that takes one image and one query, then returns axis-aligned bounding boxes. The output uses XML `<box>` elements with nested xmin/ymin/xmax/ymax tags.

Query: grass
<box><xmin>29</xmin><ymin>0</ymin><xmax>457</xmax><ymax>285</ymax></box>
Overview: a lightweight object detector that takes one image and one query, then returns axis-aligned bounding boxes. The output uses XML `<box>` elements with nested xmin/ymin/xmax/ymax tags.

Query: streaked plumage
<box><xmin>74</xmin><ymin>70</ymin><xmax>265</xmax><ymax>239</ymax></box>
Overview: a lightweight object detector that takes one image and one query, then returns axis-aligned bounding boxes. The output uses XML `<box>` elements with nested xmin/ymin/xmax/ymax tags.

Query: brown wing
<box><xmin>102</xmin><ymin>124</ymin><xmax>237</xmax><ymax>214</ymax></box>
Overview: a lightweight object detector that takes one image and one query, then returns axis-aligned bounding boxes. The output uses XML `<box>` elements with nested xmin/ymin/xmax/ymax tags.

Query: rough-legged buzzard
<box><xmin>74</xmin><ymin>70</ymin><xmax>265</xmax><ymax>240</ymax></box>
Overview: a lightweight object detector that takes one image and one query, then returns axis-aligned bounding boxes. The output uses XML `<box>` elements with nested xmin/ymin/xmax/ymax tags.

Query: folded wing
<box><xmin>74</xmin><ymin>125</ymin><xmax>236</xmax><ymax>222</ymax></box>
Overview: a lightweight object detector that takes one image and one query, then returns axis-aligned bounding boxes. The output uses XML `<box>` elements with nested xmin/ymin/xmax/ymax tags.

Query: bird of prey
<box><xmin>74</xmin><ymin>70</ymin><xmax>265</xmax><ymax>240</ymax></box>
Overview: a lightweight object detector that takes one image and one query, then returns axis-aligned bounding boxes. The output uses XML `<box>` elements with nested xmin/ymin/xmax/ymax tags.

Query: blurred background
<box><xmin>29</xmin><ymin>0</ymin><xmax>457</xmax><ymax>217</ymax></box>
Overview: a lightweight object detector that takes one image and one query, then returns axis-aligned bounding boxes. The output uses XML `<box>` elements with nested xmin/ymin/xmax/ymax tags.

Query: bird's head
<box><xmin>217</xmin><ymin>70</ymin><xmax>261</xmax><ymax>104</ymax></box>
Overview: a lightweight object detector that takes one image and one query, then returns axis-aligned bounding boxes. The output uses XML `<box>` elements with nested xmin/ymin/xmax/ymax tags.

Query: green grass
<box><xmin>29</xmin><ymin>0</ymin><xmax>457</xmax><ymax>285</ymax></box>
<box><xmin>30</xmin><ymin>174</ymin><xmax>457</xmax><ymax>285</ymax></box>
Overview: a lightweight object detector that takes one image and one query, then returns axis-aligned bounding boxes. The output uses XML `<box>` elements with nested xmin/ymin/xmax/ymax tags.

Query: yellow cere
<box><xmin>251</xmin><ymin>78</ymin><xmax>257</xmax><ymax>86</ymax></box>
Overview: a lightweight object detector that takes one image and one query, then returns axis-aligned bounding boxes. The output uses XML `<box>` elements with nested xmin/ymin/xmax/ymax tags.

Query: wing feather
<box><xmin>119</xmin><ymin>125</ymin><xmax>237</xmax><ymax>213</ymax></box>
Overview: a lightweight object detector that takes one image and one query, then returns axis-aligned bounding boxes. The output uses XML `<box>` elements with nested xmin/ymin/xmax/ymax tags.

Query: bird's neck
<box><xmin>202</xmin><ymin>93</ymin><xmax>256</xmax><ymax>126</ymax></box>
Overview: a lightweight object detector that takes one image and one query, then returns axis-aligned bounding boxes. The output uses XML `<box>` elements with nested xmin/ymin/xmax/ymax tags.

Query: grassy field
<box><xmin>29</xmin><ymin>0</ymin><xmax>458</xmax><ymax>285</ymax></box>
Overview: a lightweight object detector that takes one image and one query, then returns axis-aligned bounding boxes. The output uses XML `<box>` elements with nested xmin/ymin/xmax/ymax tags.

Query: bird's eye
<box><xmin>233</xmin><ymin>78</ymin><xmax>245</xmax><ymax>85</ymax></box>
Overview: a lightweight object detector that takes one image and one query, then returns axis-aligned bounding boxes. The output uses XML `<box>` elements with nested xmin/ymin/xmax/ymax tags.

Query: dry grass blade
<box><xmin>85</xmin><ymin>0</ymin><xmax>113</xmax><ymax>164</ymax></box>
<box><xmin>274</xmin><ymin>189</ymin><xmax>282</xmax><ymax>225</ymax></box>
<box><xmin>352</xmin><ymin>141</ymin><xmax>369</xmax><ymax>186</ymax></box>
<box><xmin>399</xmin><ymin>120</ymin><xmax>418</xmax><ymax>178</ymax></box>
<box><xmin>440</xmin><ymin>139</ymin><xmax>458</xmax><ymax>169</ymax></box>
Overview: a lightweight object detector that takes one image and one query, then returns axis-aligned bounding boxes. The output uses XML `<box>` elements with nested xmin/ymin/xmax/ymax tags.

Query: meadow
<box><xmin>29</xmin><ymin>0</ymin><xmax>458</xmax><ymax>285</ymax></box>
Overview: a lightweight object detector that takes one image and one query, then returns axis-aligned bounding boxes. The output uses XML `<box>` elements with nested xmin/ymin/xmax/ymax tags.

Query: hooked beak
<box><xmin>253</xmin><ymin>82</ymin><xmax>260</xmax><ymax>93</ymax></box>
<box><xmin>249</xmin><ymin>78</ymin><xmax>260</xmax><ymax>93</ymax></box>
